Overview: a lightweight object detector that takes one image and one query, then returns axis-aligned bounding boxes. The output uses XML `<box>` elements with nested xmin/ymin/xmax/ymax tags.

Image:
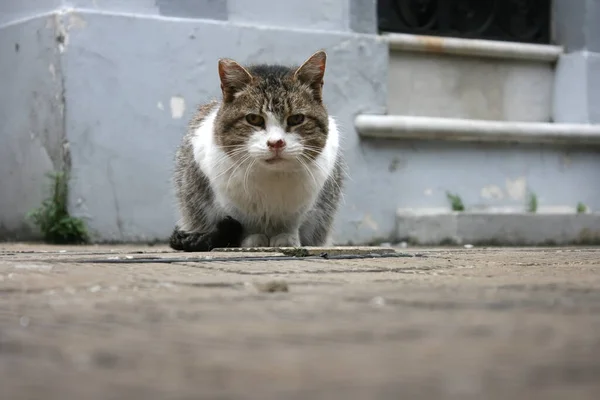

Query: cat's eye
<box><xmin>287</xmin><ymin>114</ymin><xmax>305</xmax><ymax>126</ymax></box>
<box><xmin>245</xmin><ymin>114</ymin><xmax>265</xmax><ymax>127</ymax></box>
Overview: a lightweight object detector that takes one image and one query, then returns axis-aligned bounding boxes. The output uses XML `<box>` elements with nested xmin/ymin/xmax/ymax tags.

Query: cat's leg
<box><xmin>169</xmin><ymin>228</ymin><xmax>213</xmax><ymax>252</ymax></box>
<box><xmin>299</xmin><ymin>209</ymin><xmax>335</xmax><ymax>247</ymax></box>
<box><xmin>299</xmin><ymin>163</ymin><xmax>343</xmax><ymax>246</ymax></box>
<box><xmin>269</xmin><ymin>232</ymin><xmax>301</xmax><ymax>247</ymax></box>
<box><xmin>170</xmin><ymin>216</ymin><xmax>243</xmax><ymax>252</ymax></box>
<box><xmin>241</xmin><ymin>233</ymin><xmax>269</xmax><ymax>247</ymax></box>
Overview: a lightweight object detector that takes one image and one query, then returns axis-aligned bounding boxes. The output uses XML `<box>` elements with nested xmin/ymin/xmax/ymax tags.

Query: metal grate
<box><xmin>377</xmin><ymin>0</ymin><xmax>551</xmax><ymax>44</ymax></box>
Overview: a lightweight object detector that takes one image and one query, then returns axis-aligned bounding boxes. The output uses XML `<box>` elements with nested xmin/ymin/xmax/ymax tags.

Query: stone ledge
<box><xmin>384</xmin><ymin>33</ymin><xmax>563</xmax><ymax>62</ymax></box>
<box><xmin>355</xmin><ymin>115</ymin><xmax>600</xmax><ymax>146</ymax></box>
<box><xmin>395</xmin><ymin>211</ymin><xmax>600</xmax><ymax>246</ymax></box>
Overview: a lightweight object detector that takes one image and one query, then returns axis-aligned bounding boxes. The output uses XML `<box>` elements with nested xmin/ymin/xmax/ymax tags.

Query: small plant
<box><xmin>446</xmin><ymin>192</ymin><xmax>465</xmax><ymax>212</ymax></box>
<box><xmin>527</xmin><ymin>192</ymin><xmax>538</xmax><ymax>213</ymax></box>
<box><xmin>577</xmin><ymin>202</ymin><xmax>587</xmax><ymax>214</ymax></box>
<box><xmin>28</xmin><ymin>172</ymin><xmax>88</xmax><ymax>244</ymax></box>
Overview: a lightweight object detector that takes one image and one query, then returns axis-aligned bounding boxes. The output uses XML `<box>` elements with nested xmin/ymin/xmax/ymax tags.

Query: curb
<box><xmin>396</xmin><ymin>211</ymin><xmax>600</xmax><ymax>246</ymax></box>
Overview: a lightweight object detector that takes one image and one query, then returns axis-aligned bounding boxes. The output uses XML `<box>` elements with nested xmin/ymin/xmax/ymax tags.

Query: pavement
<box><xmin>1</xmin><ymin>243</ymin><xmax>600</xmax><ymax>400</ymax></box>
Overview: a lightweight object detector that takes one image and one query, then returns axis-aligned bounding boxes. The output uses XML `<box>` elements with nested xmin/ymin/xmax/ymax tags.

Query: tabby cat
<box><xmin>170</xmin><ymin>50</ymin><xmax>344</xmax><ymax>251</ymax></box>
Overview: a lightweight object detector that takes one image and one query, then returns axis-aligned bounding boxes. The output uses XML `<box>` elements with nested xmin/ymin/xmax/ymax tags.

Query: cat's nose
<box><xmin>267</xmin><ymin>139</ymin><xmax>286</xmax><ymax>150</ymax></box>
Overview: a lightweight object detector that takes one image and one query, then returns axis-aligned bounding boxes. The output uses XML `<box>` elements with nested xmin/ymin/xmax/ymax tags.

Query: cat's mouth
<box><xmin>264</xmin><ymin>156</ymin><xmax>285</xmax><ymax>164</ymax></box>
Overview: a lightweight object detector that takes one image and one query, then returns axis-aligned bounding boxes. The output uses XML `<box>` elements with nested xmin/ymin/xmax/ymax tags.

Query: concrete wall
<box><xmin>227</xmin><ymin>0</ymin><xmax>376</xmax><ymax>34</ymax></box>
<box><xmin>0</xmin><ymin>7</ymin><xmax>65</xmax><ymax>240</ymax></box>
<box><xmin>553</xmin><ymin>0</ymin><xmax>600</xmax><ymax>123</ymax></box>
<box><xmin>60</xmin><ymin>0</ymin><xmax>376</xmax><ymax>32</ymax></box>
<box><xmin>61</xmin><ymin>11</ymin><xmax>386</xmax><ymax>243</ymax></box>
<box><xmin>0</xmin><ymin>0</ymin><xmax>387</xmax><ymax>243</ymax></box>
<box><xmin>0</xmin><ymin>0</ymin><xmax>62</xmax><ymax>25</ymax></box>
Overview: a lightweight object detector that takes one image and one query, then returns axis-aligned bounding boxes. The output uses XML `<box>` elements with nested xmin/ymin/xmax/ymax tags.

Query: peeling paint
<box><xmin>52</xmin><ymin>11</ymin><xmax>86</xmax><ymax>54</ymax></box>
<box><xmin>48</xmin><ymin>63</ymin><xmax>56</xmax><ymax>81</ymax></box>
<box><xmin>54</xmin><ymin>14</ymin><xmax>69</xmax><ymax>53</ymax></box>
<box><xmin>480</xmin><ymin>185</ymin><xmax>504</xmax><ymax>200</ymax></box>
<box><xmin>68</xmin><ymin>13</ymin><xmax>87</xmax><ymax>30</ymax></box>
<box><xmin>417</xmin><ymin>35</ymin><xmax>445</xmax><ymax>53</ymax></box>
<box><xmin>170</xmin><ymin>96</ymin><xmax>186</xmax><ymax>119</ymax></box>
<box><xmin>505</xmin><ymin>177</ymin><xmax>527</xmax><ymax>201</ymax></box>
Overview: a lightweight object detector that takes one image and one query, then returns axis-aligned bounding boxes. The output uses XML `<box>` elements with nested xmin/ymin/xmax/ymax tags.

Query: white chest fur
<box><xmin>192</xmin><ymin>106</ymin><xmax>340</xmax><ymax>230</ymax></box>
<box><xmin>219</xmin><ymin>168</ymin><xmax>319</xmax><ymax>223</ymax></box>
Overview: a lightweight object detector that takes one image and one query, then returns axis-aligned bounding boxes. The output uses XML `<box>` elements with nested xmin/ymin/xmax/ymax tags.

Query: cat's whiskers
<box><xmin>224</xmin><ymin>154</ymin><xmax>254</xmax><ymax>193</ymax></box>
<box><xmin>298</xmin><ymin>153</ymin><xmax>326</xmax><ymax>179</ymax></box>
<box><xmin>210</xmin><ymin>152</ymin><xmax>249</xmax><ymax>182</ymax></box>
<box><xmin>297</xmin><ymin>156</ymin><xmax>318</xmax><ymax>189</ymax></box>
<box><xmin>302</xmin><ymin>146</ymin><xmax>347</xmax><ymax>183</ymax></box>
<box><xmin>303</xmin><ymin>144</ymin><xmax>352</xmax><ymax>183</ymax></box>
<box><xmin>300</xmin><ymin>153</ymin><xmax>345</xmax><ymax>203</ymax></box>
<box><xmin>209</xmin><ymin>146</ymin><xmax>251</xmax><ymax>180</ymax></box>
<box><xmin>242</xmin><ymin>159</ymin><xmax>256</xmax><ymax>195</ymax></box>
<box><xmin>211</xmin><ymin>150</ymin><xmax>250</xmax><ymax>189</ymax></box>
<box><xmin>218</xmin><ymin>144</ymin><xmax>249</xmax><ymax>150</ymax></box>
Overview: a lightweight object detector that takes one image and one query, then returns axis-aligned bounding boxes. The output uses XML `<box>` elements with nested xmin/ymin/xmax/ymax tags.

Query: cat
<box><xmin>170</xmin><ymin>50</ymin><xmax>344</xmax><ymax>252</ymax></box>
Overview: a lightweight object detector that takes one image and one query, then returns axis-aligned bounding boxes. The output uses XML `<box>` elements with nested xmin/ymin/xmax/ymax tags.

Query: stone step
<box><xmin>383</xmin><ymin>33</ymin><xmax>563</xmax><ymax>122</ymax></box>
<box><xmin>395</xmin><ymin>209</ymin><xmax>600</xmax><ymax>246</ymax></box>
<box><xmin>384</xmin><ymin>33</ymin><xmax>563</xmax><ymax>62</ymax></box>
<box><xmin>355</xmin><ymin>114</ymin><xmax>600</xmax><ymax>146</ymax></box>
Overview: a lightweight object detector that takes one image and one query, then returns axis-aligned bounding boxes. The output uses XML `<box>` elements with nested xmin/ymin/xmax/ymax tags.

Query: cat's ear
<box><xmin>218</xmin><ymin>58</ymin><xmax>253</xmax><ymax>102</ymax></box>
<box><xmin>294</xmin><ymin>50</ymin><xmax>327</xmax><ymax>102</ymax></box>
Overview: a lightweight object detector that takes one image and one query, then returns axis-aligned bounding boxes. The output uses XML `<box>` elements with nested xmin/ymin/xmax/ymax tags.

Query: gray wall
<box><xmin>553</xmin><ymin>0</ymin><xmax>600</xmax><ymax>123</ymax></box>
<box><xmin>0</xmin><ymin>0</ymin><xmax>62</xmax><ymax>25</ymax></box>
<box><xmin>59</xmin><ymin>0</ymin><xmax>376</xmax><ymax>32</ymax></box>
<box><xmin>61</xmin><ymin>11</ymin><xmax>387</xmax><ymax>243</ymax></box>
<box><xmin>0</xmin><ymin>9</ymin><xmax>65</xmax><ymax>240</ymax></box>
<box><xmin>0</xmin><ymin>0</ymin><xmax>386</xmax><ymax>243</ymax></box>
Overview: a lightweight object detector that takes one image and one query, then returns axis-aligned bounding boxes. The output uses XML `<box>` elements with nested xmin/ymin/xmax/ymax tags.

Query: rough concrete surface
<box><xmin>1</xmin><ymin>244</ymin><xmax>600</xmax><ymax>399</ymax></box>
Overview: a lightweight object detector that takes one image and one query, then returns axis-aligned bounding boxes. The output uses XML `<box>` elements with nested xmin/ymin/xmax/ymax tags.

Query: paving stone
<box><xmin>1</xmin><ymin>243</ymin><xmax>600</xmax><ymax>399</ymax></box>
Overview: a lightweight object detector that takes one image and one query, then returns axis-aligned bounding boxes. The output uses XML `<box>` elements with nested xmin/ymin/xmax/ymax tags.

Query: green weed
<box><xmin>527</xmin><ymin>192</ymin><xmax>538</xmax><ymax>213</ymax></box>
<box><xmin>446</xmin><ymin>192</ymin><xmax>465</xmax><ymax>212</ymax></box>
<box><xmin>28</xmin><ymin>172</ymin><xmax>88</xmax><ymax>244</ymax></box>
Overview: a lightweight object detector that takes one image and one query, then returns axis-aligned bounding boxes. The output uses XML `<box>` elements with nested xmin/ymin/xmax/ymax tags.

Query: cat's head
<box><xmin>213</xmin><ymin>51</ymin><xmax>329</xmax><ymax>171</ymax></box>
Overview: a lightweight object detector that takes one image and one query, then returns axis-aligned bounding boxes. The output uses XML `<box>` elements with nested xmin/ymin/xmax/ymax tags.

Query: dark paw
<box><xmin>169</xmin><ymin>228</ymin><xmax>210</xmax><ymax>252</ymax></box>
<box><xmin>212</xmin><ymin>216</ymin><xmax>244</xmax><ymax>248</ymax></box>
<box><xmin>169</xmin><ymin>217</ymin><xmax>243</xmax><ymax>252</ymax></box>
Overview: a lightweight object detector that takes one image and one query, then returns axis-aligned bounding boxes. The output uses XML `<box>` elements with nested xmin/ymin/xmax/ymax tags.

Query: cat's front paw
<box><xmin>270</xmin><ymin>233</ymin><xmax>301</xmax><ymax>247</ymax></box>
<box><xmin>241</xmin><ymin>233</ymin><xmax>269</xmax><ymax>248</ymax></box>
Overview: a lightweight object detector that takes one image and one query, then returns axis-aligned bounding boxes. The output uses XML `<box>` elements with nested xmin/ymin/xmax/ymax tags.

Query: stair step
<box><xmin>384</xmin><ymin>33</ymin><xmax>561</xmax><ymax>122</ymax></box>
<box><xmin>355</xmin><ymin>115</ymin><xmax>600</xmax><ymax>146</ymax></box>
<box><xmin>395</xmin><ymin>210</ymin><xmax>600</xmax><ymax>246</ymax></box>
<box><xmin>384</xmin><ymin>33</ymin><xmax>563</xmax><ymax>62</ymax></box>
